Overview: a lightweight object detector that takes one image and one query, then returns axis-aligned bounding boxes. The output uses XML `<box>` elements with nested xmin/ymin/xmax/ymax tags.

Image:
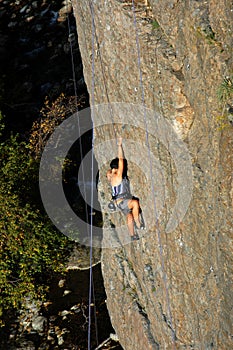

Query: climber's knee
<box><xmin>128</xmin><ymin>199</ymin><xmax>139</xmax><ymax>211</ymax></box>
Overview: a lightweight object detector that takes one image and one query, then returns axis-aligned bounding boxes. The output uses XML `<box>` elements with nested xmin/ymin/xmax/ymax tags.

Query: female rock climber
<box><xmin>106</xmin><ymin>137</ymin><xmax>144</xmax><ymax>240</ymax></box>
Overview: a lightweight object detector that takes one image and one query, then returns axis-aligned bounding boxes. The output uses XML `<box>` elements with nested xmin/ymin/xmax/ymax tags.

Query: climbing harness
<box><xmin>111</xmin><ymin>177</ymin><xmax>132</xmax><ymax>201</ymax></box>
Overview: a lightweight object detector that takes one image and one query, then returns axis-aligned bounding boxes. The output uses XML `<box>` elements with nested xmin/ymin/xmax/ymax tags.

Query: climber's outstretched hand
<box><xmin>117</xmin><ymin>137</ymin><xmax>122</xmax><ymax>146</ymax></box>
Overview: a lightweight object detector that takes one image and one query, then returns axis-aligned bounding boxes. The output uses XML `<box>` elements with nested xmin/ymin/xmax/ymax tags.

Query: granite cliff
<box><xmin>72</xmin><ymin>1</ymin><xmax>233</xmax><ymax>349</ymax></box>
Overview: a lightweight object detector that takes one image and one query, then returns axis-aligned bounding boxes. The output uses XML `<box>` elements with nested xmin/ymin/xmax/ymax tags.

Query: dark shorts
<box><xmin>116</xmin><ymin>198</ymin><xmax>132</xmax><ymax>215</ymax></box>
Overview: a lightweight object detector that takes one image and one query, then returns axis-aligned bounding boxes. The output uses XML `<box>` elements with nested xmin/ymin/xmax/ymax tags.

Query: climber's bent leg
<box><xmin>127</xmin><ymin>199</ymin><xmax>141</xmax><ymax>229</ymax></box>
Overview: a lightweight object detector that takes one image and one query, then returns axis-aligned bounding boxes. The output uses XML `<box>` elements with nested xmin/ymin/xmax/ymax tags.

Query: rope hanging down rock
<box><xmin>88</xmin><ymin>0</ymin><xmax>96</xmax><ymax>348</ymax></box>
<box><xmin>71</xmin><ymin>0</ymin><xmax>177</xmax><ymax>348</ymax></box>
<box><xmin>67</xmin><ymin>1</ymin><xmax>99</xmax><ymax>348</ymax></box>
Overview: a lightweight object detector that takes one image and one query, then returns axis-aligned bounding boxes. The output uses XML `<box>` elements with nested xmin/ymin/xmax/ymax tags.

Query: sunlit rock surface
<box><xmin>72</xmin><ymin>0</ymin><xmax>233</xmax><ymax>349</ymax></box>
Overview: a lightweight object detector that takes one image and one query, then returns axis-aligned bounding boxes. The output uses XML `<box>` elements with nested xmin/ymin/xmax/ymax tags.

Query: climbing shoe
<box><xmin>134</xmin><ymin>221</ymin><xmax>145</xmax><ymax>231</ymax></box>
<box><xmin>131</xmin><ymin>234</ymin><xmax>140</xmax><ymax>241</ymax></box>
<box><xmin>139</xmin><ymin>221</ymin><xmax>146</xmax><ymax>230</ymax></box>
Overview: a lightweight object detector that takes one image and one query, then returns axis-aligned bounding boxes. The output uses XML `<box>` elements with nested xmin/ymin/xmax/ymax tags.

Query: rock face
<box><xmin>72</xmin><ymin>1</ymin><xmax>233</xmax><ymax>349</ymax></box>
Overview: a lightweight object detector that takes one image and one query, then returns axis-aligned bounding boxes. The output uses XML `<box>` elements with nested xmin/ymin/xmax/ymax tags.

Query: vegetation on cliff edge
<box><xmin>0</xmin><ymin>112</ymin><xmax>71</xmax><ymax>326</ymax></box>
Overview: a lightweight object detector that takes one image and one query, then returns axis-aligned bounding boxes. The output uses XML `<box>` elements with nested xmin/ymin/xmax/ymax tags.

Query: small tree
<box><xmin>29</xmin><ymin>93</ymin><xmax>86</xmax><ymax>158</ymax></box>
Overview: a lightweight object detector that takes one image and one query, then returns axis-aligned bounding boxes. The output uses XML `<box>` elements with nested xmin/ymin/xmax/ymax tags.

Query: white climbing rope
<box><xmin>88</xmin><ymin>0</ymin><xmax>96</xmax><ymax>348</ymax></box>
<box><xmin>72</xmin><ymin>0</ymin><xmax>177</xmax><ymax>348</ymax></box>
<box><xmin>67</xmin><ymin>3</ymin><xmax>99</xmax><ymax>348</ymax></box>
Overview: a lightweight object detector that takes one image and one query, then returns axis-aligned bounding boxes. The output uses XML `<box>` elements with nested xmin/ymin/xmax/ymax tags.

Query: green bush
<box><xmin>0</xmin><ymin>113</ymin><xmax>71</xmax><ymax>325</ymax></box>
<box><xmin>151</xmin><ymin>19</ymin><xmax>160</xmax><ymax>30</ymax></box>
<box><xmin>217</xmin><ymin>76</ymin><xmax>233</xmax><ymax>103</ymax></box>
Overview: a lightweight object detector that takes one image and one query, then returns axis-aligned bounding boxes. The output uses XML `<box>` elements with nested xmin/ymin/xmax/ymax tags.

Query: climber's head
<box><xmin>110</xmin><ymin>157</ymin><xmax>119</xmax><ymax>169</ymax></box>
<box><xmin>110</xmin><ymin>157</ymin><xmax>128</xmax><ymax>178</ymax></box>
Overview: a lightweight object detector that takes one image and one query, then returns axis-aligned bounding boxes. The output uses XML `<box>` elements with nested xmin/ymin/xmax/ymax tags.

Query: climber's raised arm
<box><xmin>116</xmin><ymin>137</ymin><xmax>124</xmax><ymax>177</ymax></box>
